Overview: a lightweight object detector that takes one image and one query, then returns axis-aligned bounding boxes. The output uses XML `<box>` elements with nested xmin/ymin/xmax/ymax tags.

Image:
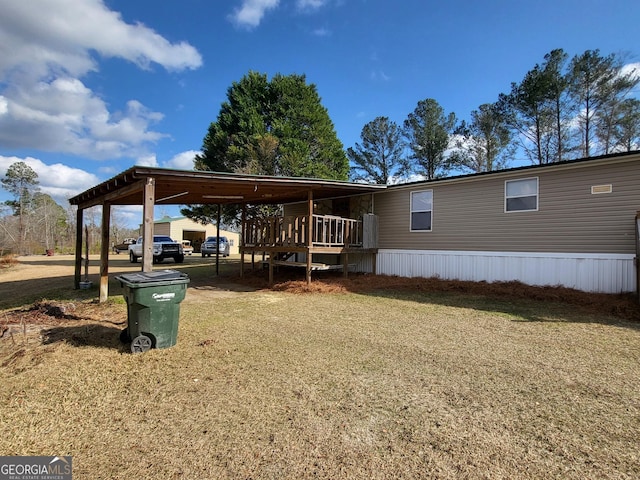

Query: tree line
<box><xmin>349</xmin><ymin>48</ymin><xmax>640</xmax><ymax>183</ymax></box>
<box><xmin>0</xmin><ymin>162</ymin><xmax>138</xmax><ymax>255</ymax></box>
<box><xmin>0</xmin><ymin>162</ymin><xmax>73</xmax><ymax>255</ymax></box>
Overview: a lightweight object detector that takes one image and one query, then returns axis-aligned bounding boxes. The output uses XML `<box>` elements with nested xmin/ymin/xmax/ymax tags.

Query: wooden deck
<box><xmin>241</xmin><ymin>213</ymin><xmax>378</xmax><ymax>283</ymax></box>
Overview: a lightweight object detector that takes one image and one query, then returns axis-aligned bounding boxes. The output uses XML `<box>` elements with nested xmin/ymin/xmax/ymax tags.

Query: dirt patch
<box><xmin>186</xmin><ymin>282</ymin><xmax>258</xmax><ymax>301</ymax></box>
<box><xmin>1</xmin><ymin>299</ymin><xmax>127</xmax><ymax>340</ymax></box>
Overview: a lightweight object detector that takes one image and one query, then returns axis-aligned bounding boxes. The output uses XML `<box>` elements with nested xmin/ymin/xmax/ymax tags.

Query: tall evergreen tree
<box><xmin>612</xmin><ymin>98</ymin><xmax>640</xmax><ymax>152</ymax></box>
<box><xmin>187</xmin><ymin>71</ymin><xmax>348</xmax><ymax>225</ymax></box>
<box><xmin>31</xmin><ymin>193</ymin><xmax>67</xmax><ymax>252</ymax></box>
<box><xmin>499</xmin><ymin>65</ymin><xmax>555</xmax><ymax>164</ymax></box>
<box><xmin>194</xmin><ymin>71</ymin><xmax>348</xmax><ymax>179</ymax></box>
<box><xmin>453</xmin><ymin>103</ymin><xmax>513</xmax><ymax>173</ymax></box>
<box><xmin>567</xmin><ymin>50</ymin><xmax>639</xmax><ymax>157</ymax></box>
<box><xmin>347</xmin><ymin>116</ymin><xmax>406</xmax><ymax>184</ymax></box>
<box><xmin>542</xmin><ymin>49</ymin><xmax>572</xmax><ymax>162</ymax></box>
<box><xmin>1</xmin><ymin>161</ymin><xmax>39</xmax><ymax>252</ymax></box>
<box><xmin>403</xmin><ymin>99</ymin><xmax>457</xmax><ymax>179</ymax></box>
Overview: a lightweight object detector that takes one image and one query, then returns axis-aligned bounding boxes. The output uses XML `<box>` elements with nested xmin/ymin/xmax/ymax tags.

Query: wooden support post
<box><xmin>269</xmin><ymin>254</ymin><xmax>274</xmax><ymax>285</ymax></box>
<box><xmin>100</xmin><ymin>203</ymin><xmax>111</xmax><ymax>303</ymax></box>
<box><xmin>343</xmin><ymin>252</ymin><xmax>349</xmax><ymax>278</ymax></box>
<box><xmin>74</xmin><ymin>208</ymin><xmax>84</xmax><ymax>289</ymax></box>
<box><xmin>215</xmin><ymin>204</ymin><xmax>221</xmax><ymax>276</ymax></box>
<box><xmin>306</xmin><ymin>191</ymin><xmax>313</xmax><ymax>285</ymax></box>
<box><xmin>142</xmin><ymin>177</ymin><xmax>155</xmax><ymax>272</ymax></box>
<box><xmin>241</xmin><ymin>205</ymin><xmax>246</xmax><ymax>278</ymax></box>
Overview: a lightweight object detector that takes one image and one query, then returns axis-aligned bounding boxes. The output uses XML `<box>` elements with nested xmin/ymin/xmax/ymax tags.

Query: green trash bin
<box><xmin>116</xmin><ymin>270</ymin><xmax>190</xmax><ymax>353</ymax></box>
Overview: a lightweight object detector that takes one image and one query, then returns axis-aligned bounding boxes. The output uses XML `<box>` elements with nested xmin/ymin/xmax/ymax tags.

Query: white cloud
<box><xmin>312</xmin><ymin>27</ymin><xmax>331</xmax><ymax>37</ymax></box>
<box><xmin>0</xmin><ymin>78</ymin><xmax>166</xmax><ymax>159</ymax></box>
<box><xmin>229</xmin><ymin>0</ymin><xmax>332</xmax><ymax>28</ymax></box>
<box><xmin>112</xmin><ymin>205</ymin><xmax>144</xmax><ymax>227</ymax></box>
<box><xmin>297</xmin><ymin>0</ymin><xmax>328</xmax><ymax>10</ymax></box>
<box><xmin>621</xmin><ymin>62</ymin><xmax>640</xmax><ymax>81</ymax></box>
<box><xmin>0</xmin><ymin>0</ymin><xmax>202</xmax><ymax>159</ymax></box>
<box><xmin>163</xmin><ymin>150</ymin><xmax>199</xmax><ymax>170</ymax></box>
<box><xmin>229</xmin><ymin>0</ymin><xmax>280</xmax><ymax>28</ymax></box>
<box><xmin>0</xmin><ymin>155</ymin><xmax>100</xmax><ymax>203</ymax></box>
<box><xmin>98</xmin><ymin>166</ymin><xmax>119</xmax><ymax>176</ymax></box>
<box><xmin>0</xmin><ymin>0</ymin><xmax>202</xmax><ymax>80</ymax></box>
<box><xmin>136</xmin><ymin>154</ymin><xmax>158</xmax><ymax>167</ymax></box>
<box><xmin>370</xmin><ymin>70</ymin><xmax>390</xmax><ymax>82</ymax></box>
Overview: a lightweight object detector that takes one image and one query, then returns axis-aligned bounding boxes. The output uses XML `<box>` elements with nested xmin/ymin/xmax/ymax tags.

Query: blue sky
<box><xmin>0</xmin><ymin>0</ymin><xmax>638</xmax><ymax>225</ymax></box>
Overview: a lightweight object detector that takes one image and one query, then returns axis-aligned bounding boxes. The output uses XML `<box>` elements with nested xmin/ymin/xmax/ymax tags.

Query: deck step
<box><xmin>268</xmin><ymin>260</ymin><xmax>355</xmax><ymax>271</ymax></box>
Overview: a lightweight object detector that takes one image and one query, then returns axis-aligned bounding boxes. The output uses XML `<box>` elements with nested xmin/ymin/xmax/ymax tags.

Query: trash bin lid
<box><xmin>116</xmin><ymin>270</ymin><xmax>188</xmax><ymax>284</ymax></box>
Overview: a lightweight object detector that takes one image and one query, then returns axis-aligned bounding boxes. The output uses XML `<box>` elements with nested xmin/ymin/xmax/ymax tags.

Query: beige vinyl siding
<box><xmin>283</xmin><ymin>202</ymin><xmax>310</xmax><ymax>217</ymax></box>
<box><xmin>375</xmin><ymin>157</ymin><xmax>640</xmax><ymax>254</ymax></box>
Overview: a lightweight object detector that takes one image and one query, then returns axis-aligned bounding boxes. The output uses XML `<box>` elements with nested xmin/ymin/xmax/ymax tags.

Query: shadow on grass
<box><xmin>362</xmin><ymin>288</ymin><xmax>640</xmax><ymax>327</ymax></box>
<box><xmin>0</xmin><ymin>284</ymin><xmax>102</xmax><ymax>311</ymax></box>
<box><xmin>240</xmin><ymin>268</ymin><xmax>640</xmax><ymax>330</ymax></box>
<box><xmin>0</xmin><ymin>256</ymin><xmax>245</xmax><ymax>310</ymax></box>
<box><xmin>5</xmin><ymin>255</ymin><xmax>639</xmax><ymax>331</ymax></box>
<box><xmin>41</xmin><ymin>323</ymin><xmax>127</xmax><ymax>351</ymax></box>
<box><xmin>365</xmin><ymin>287</ymin><xmax>640</xmax><ymax>330</ymax></box>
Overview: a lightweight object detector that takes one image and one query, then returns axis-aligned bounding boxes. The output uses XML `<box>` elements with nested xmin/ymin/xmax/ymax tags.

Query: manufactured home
<box><xmin>279</xmin><ymin>151</ymin><xmax>640</xmax><ymax>293</ymax></box>
<box><xmin>372</xmin><ymin>152</ymin><xmax>640</xmax><ymax>294</ymax></box>
<box><xmin>69</xmin><ymin>152</ymin><xmax>640</xmax><ymax>301</ymax></box>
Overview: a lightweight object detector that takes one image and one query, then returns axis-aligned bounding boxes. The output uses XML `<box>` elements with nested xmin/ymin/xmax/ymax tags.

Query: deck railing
<box><xmin>243</xmin><ymin>214</ymin><xmax>365</xmax><ymax>249</ymax></box>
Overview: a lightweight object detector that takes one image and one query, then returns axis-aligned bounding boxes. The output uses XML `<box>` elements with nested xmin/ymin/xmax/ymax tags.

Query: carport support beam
<box><xmin>74</xmin><ymin>208</ymin><xmax>84</xmax><ymax>289</ymax></box>
<box><xmin>216</xmin><ymin>204</ymin><xmax>220</xmax><ymax>276</ymax></box>
<box><xmin>142</xmin><ymin>177</ymin><xmax>155</xmax><ymax>272</ymax></box>
<box><xmin>240</xmin><ymin>205</ymin><xmax>246</xmax><ymax>278</ymax></box>
<box><xmin>99</xmin><ymin>203</ymin><xmax>111</xmax><ymax>302</ymax></box>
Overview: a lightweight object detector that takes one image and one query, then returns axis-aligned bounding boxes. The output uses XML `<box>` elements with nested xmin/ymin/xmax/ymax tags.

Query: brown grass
<box><xmin>1</xmin><ymin>258</ymin><xmax>640</xmax><ymax>478</ymax></box>
<box><xmin>0</xmin><ymin>254</ymin><xmax>18</xmax><ymax>269</ymax></box>
<box><xmin>239</xmin><ymin>269</ymin><xmax>640</xmax><ymax>322</ymax></box>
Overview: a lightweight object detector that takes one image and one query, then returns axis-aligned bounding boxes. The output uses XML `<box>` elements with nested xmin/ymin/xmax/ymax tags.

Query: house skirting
<box><xmin>374</xmin><ymin>249</ymin><xmax>636</xmax><ymax>294</ymax></box>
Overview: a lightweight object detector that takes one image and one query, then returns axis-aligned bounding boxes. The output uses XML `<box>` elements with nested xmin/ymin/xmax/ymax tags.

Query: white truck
<box><xmin>128</xmin><ymin>235</ymin><xmax>184</xmax><ymax>264</ymax></box>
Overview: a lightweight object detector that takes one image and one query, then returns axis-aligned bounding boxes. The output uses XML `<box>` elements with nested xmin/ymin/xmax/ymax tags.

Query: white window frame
<box><xmin>505</xmin><ymin>177</ymin><xmax>538</xmax><ymax>213</ymax></box>
<box><xmin>410</xmin><ymin>190</ymin><xmax>433</xmax><ymax>232</ymax></box>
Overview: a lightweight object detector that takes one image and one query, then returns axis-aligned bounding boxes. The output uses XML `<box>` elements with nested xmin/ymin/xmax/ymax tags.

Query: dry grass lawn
<box><xmin>1</xmin><ymin>255</ymin><xmax>639</xmax><ymax>479</ymax></box>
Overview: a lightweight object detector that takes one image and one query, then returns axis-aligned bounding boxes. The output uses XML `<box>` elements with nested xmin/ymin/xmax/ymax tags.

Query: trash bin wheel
<box><xmin>119</xmin><ymin>327</ymin><xmax>131</xmax><ymax>343</ymax></box>
<box><xmin>131</xmin><ymin>334</ymin><xmax>152</xmax><ymax>353</ymax></box>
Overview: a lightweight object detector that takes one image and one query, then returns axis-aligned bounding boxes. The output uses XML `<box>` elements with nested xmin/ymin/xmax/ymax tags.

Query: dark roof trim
<box><xmin>386</xmin><ymin>150</ymin><xmax>640</xmax><ymax>190</ymax></box>
<box><xmin>68</xmin><ymin>166</ymin><xmax>386</xmax><ymax>208</ymax></box>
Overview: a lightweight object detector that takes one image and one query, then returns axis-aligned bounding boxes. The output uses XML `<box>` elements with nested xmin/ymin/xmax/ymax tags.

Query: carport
<box><xmin>68</xmin><ymin>166</ymin><xmax>385</xmax><ymax>302</ymax></box>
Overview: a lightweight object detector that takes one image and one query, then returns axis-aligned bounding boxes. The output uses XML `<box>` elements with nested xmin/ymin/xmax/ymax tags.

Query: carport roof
<box><xmin>68</xmin><ymin>166</ymin><xmax>386</xmax><ymax>209</ymax></box>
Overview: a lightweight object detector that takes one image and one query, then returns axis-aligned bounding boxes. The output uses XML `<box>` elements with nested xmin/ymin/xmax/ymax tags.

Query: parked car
<box><xmin>201</xmin><ymin>236</ymin><xmax>230</xmax><ymax>257</ymax></box>
<box><xmin>128</xmin><ymin>235</ymin><xmax>184</xmax><ymax>264</ymax></box>
<box><xmin>181</xmin><ymin>240</ymin><xmax>194</xmax><ymax>255</ymax></box>
<box><xmin>112</xmin><ymin>238</ymin><xmax>137</xmax><ymax>254</ymax></box>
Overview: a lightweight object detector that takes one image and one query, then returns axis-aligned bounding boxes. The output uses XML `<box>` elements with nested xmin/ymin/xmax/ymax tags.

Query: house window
<box><xmin>505</xmin><ymin>178</ymin><xmax>538</xmax><ymax>212</ymax></box>
<box><xmin>410</xmin><ymin>190</ymin><xmax>433</xmax><ymax>231</ymax></box>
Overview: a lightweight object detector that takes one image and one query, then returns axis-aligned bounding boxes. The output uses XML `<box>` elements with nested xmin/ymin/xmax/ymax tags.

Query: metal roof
<box><xmin>68</xmin><ymin>166</ymin><xmax>386</xmax><ymax>209</ymax></box>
